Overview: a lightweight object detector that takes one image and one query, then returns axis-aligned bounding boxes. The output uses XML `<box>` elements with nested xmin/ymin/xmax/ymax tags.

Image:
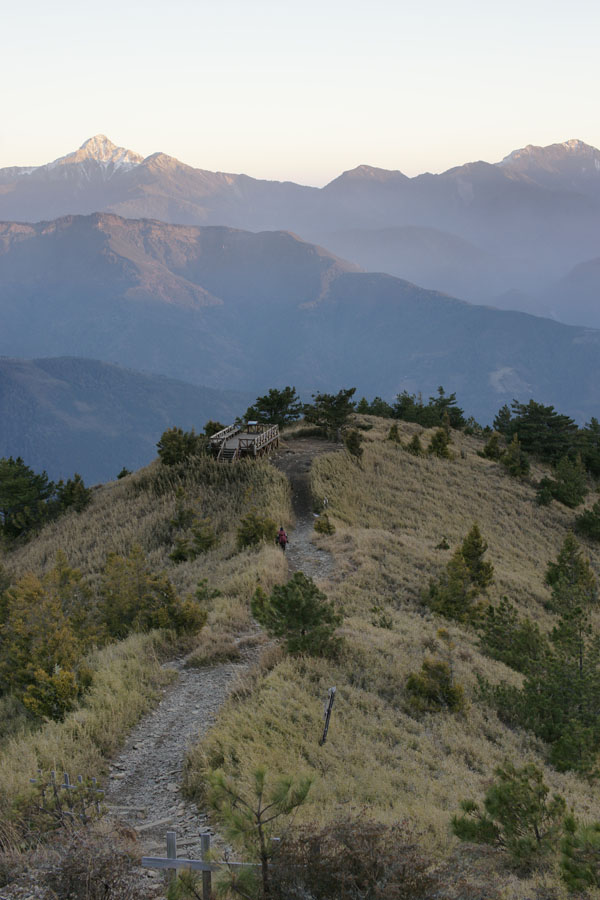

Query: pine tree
<box><xmin>538</xmin><ymin>455</ymin><xmax>588</xmax><ymax>508</ymax></box>
<box><xmin>244</xmin><ymin>387</ymin><xmax>303</xmax><ymax>428</ymax></box>
<box><xmin>575</xmin><ymin>499</ymin><xmax>600</xmax><ymax>542</ymax></box>
<box><xmin>251</xmin><ymin>572</ymin><xmax>342</xmax><ymax>656</ymax></box>
<box><xmin>424</xmin><ymin>549</ymin><xmax>479</xmax><ymax>623</ymax></box>
<box><xmin>208</xmin><ymin>767</ymin><xmax>312</xmax><ymax>899</ymax></box>
<box><xmin>479</xmin><ymin>432</ymin><xmax>503</xmax><ymax>460</ymax></box>
<box><xmin>501</xmin><ymin>434</ymin><xmax>530</xmax><ymax>477</ymax></box>
<box><xmin>452</xmin><ymin>762</ymin><xmax>566</xmax><ymax>869</ymax></box>
<box><xmin>405</xmin><ymin>433</ymin><xmax>423</xmax><ymax>455</ymax></box>
<box><xmin>460</xmin><ymin>524</ymin><xmax>494</xmax><ymax>590</ymax></box>
<box><xmin>480</xmin><ymin>597</ymin><xmax>547</xmax><ymax>674</ymax></box>
<box><xmin>561</xmin><ymin>815</ymin><xmax>600</xmax><ymax>891</ymax></box>
<box><xmin>545</xmin><ymin>533</ymin><xmax>597</xmax><ymax>614</ymax></box>
<box><xmin>427</xmin><ymin>428</ymin><xmax>453</xmax><ymax>459</ymax></box>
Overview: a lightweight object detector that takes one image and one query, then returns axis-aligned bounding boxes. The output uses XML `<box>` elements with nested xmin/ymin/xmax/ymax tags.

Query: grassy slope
<box><xmin>0</xmin><ymin>454</ymin><xmax>291</xmax><ymax>825</ymax></box>
<box><xmin>184</xmin><ymin>418</ymin><xmax>600</xmax><ymax>898</ymax></box>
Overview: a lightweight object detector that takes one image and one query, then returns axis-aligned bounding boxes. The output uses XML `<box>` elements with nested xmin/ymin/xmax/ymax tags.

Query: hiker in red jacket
<box><xmin>276</xmin><ymin>526</ymin><xmax>288</xmax><ymax>552</ymax></box>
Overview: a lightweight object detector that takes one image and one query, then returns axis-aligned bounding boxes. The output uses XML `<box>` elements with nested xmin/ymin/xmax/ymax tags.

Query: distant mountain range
<box><xmin>1</xmin><ymin>213</ymin><xmax>599</xmax><ymax>426</ymax></box>
<box><xmin>2</xmin><ymin>135</ymin><xmax>600</xmax><ymax>321</ymax></box>
<box><xmin>0</xmin><ymin>356</ymin><xmax>251</xmax><ymax>483</ymax></box>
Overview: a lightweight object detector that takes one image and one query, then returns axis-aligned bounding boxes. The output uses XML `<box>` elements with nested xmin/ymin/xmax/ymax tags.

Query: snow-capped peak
<box><xmin>498</xmin><ymin>138</ymin><xmax>599</xmax><ymax>166</ymax></box>
<box><xmin>47</xmin><ymin>135</ymin><xmax>144</xmax><ymax>171</ymax></box>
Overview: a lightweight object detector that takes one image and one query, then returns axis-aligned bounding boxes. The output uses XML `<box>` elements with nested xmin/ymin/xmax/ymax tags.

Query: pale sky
<box><xmin>1</xmin><ymin>0</ymin><xmax>598</xmax><ymax>185</ymax></box>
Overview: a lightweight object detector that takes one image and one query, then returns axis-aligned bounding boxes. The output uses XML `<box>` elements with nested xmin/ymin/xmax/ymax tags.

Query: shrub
<box><xmin>405</xmin><ymin>433</ymin><xmax>424</xmax><ymax>456</ymax></box>
<box><xmin>45</xmin><ymin>824</ymin><xmax>145</xmax><ymax>900</ymax></box>
<box><xmin>314</xmin><ymin>514</ymin><xmax>335</xmax><ymax>535</ymax></box>
<box><xmin>537</xmin><ymin>455</ymin><xmax>588</xmax><ymax>508</ymax></box>
<box><xmin>344</xmin><ymin>428</ymin><xmax>363</xmax><ymax>459</ymax></box>
<box><xmin>190</xmin><ymin>517</ymin><xmax>218</xmax><ymax>554</ymax></box>
<box><xmin>479</xmin><ymin>432</ymin><xmax>503</xmax><ymax>460</ymax></box>
<box><xmin>501</xmin><ymin>434</ymin><xmax>530</xmax><ymax>477</ymax></box>
<box><xmin>100</xmin><ymin>546</ymin><xmax>206</xmax><ymax>637</ymax></box>
<box><xmin>204</xmin><ymin>419</ymin><xmax>225</xmax><ymax>437</ymax></box>
<box><xmin>54</xmin><ymin>474</ymin><xmax>92</xmax><ymax>514</ymax></box>
<box><xmin>270</xmin><ymin>818</ymin><xmax>440</xmax><ymax>900</ymax></box>
<box><xmin>251</xmin><ymin>572</ymin><xmax>342</xmax><ymax>656</ymax></box>
<box><xmin>452</xmin><ymin>762</ymin><xmax>566</xmax><ymax>870</ymax></box>
<box><xmin>428</xmin><ymin>428</ymin><xmax>453</xmax><ymax>459</ymax></box>
<box><xmin>157</xmin><ymin>427</ymin><xmax>206</xmax><ymax>465</ymax></box>
<box><xmin>406</xmin><ymin>658</ymin><xmax>465</xmax><ymax>713</ymax></box>
<box><xmin>387</xmin><ymin>423</ymin><xmax>401</xmax><ymax>442</ymax></box>
<box><xmin>424</xmin><ymin>526</ymin><xmax>493</xmax><ymax>625</ymax></box>
<box><xmin>236</xmin><ymin>509</ymin><xmax>277</xmax><ymax>549</ymax></box>
<box><xmin>575</xmin><ymin>499</ymin><xmax>600</xmax><ymax>542</ymax></box>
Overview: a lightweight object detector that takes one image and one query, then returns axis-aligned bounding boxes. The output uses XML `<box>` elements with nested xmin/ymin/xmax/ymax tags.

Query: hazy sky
<box><xmin>2</xmin><ymin>0</ymin><xmax>598</xmax><ymax>185</ymax></box>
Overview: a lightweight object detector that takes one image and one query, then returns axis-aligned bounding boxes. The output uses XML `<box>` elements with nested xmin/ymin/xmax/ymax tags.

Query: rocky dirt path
<box><xmin>271</xmin><ymin>436</ymin><xmax>341</xmax><ymax>581</ymax></box>
<box><xmin>103</xmin><ymin>436</ymin><xmax>341</xmax><ymax>895</ymax></box>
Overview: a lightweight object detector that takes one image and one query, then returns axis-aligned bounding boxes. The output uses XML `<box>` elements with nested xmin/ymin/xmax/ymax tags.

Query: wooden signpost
<box><xmin>319</xmin><ymin>686</ymin><xmax>336</xmax><ymax>745</ymax></box>
<box><xmin>142</xmin><ymin>832</ymin><xmax>254</xmax><ymax>899</ymax></box>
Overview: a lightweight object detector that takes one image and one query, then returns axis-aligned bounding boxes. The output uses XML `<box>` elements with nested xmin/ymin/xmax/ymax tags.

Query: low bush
<box><xmin>237</xmin><ymin>509</ymin><xmax>277</xmax><ymax>550</ymax></box>
<box><xmin>452</xmin><ymin>762</ymin><xmax>566</xmax><ymax>871</ymax></box>
<box><xmin>314</xmin><ymin>514</ymin><xmax>335</xmax><ymax>535</ymax></box>
<box><xmin>270</xmin><ymin>818</ymin><xmax>441</xmax><ymax>900</ymax></box>
<box><xmin>406</xmin><ymin>658</ymin><xmax>465</xmax><ymax>713</ymax></box>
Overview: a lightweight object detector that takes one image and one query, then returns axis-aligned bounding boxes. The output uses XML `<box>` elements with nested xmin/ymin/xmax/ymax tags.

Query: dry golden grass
<box><xmin>0</xmin><ymin>631</ymin><xmax>172</xmax><ymax>823</ymax></box>
<box><xmin>184</xmin><ymin>417</ymin><xmax>600</xmax><ymax>898</ymax></box>
<box><xmin>0</xmin><ymin>453</ymin><xmax>292</xmax><ymax>829</ymax></box>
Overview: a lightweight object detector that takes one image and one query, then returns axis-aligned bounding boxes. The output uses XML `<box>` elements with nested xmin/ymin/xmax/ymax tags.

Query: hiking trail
<box><xmin>103</xmin><ymin>436</ymin><xmax>340</xmax><ymax>895</ymax></box>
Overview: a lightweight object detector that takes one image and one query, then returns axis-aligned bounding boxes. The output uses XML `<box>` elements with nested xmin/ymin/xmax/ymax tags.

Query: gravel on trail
<box><xmin>103</xmin><ymin>437</ymin><xmax>341</xmax><ymax>895</ymax></box>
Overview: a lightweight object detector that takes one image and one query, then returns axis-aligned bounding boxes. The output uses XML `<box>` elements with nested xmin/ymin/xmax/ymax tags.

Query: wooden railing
<box><xmin>241</xmin><ymin>424</ymin><xmax>279</xmax><ymax>453</ymax></box>
<box><xmin>210</xmin><ymin>424</ymin><xmax>239</xmax><ymax>445</ymax></box>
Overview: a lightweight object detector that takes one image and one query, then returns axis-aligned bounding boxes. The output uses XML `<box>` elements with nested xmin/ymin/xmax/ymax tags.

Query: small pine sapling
<box><xmin>404</xmin><ymin>433</ymin><xmax>423</xmax><ymax>456</ymax></box>
<box><xmin>427</xmin><ymin>428</ymin><xmax>453</xmax><ymax>459</ymax></box>
<box><xmin>251</xmin><ymin>572</ymin><xmax>342</xmax><ymax>656</ymax></box>
<box><xmin>452</xmin><ymin>762</ymin><xmax>566</xmax><ymax>870</ymax></box>
<box><xmin>208</xmin><ymin>767</ymin><xmax>312</xmax><ymax>900</ymax></box>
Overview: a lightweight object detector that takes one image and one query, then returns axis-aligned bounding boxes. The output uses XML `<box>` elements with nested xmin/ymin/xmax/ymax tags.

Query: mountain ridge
<box><xmin>0</xmin><ymin>355</ymin><xmax>253</xmax><ymax>482</ymax></box>
<box><xmin>1</xmin><ymin>212</ymin><xmax>599</xmax><ymax>425</ymax></box>
<box><xmin>3</xmin><ymin>135</ymin><xmax>600</xmax><ymax>323</ymax></box>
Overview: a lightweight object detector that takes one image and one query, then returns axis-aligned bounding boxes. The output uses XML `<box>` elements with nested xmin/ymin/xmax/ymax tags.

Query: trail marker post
<box><xmin>319</xmin><ymin>686</ymin><xmax>336</xmax><ymax>745</ymax></box>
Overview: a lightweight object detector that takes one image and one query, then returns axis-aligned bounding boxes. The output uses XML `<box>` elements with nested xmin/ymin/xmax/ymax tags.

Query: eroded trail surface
<box><xmin>104</xmin><ymin>654</ymin><xmax>250</xmax><ymax>894</ymax></box>
<box><xmin>271</xmin><ymin>436</ymin><xmax>341</xmax><ymax>580</ymax></box>
<box><xmin>104</xmin><ymin>436</ymin><xmax>340</xmax><ymax>895</ymax></box>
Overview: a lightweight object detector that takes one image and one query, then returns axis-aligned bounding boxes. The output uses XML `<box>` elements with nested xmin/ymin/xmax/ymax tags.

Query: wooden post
<box><xmin>92</xmin><ymin>777</ymin><xmax>101</xmax><ymax>815</ymax></box>
<box><xmin>319</xmin><ymin>686</ymin><xmax>336</xmax><ymax>745</ymax></box>
<box><xmin>166</xmin><ymin>831</ymin><xmax>177</xmax><ymax>885</ymax></box>
<box><xmin>201</xmin><ymin>833</ymin><xmax>211</xmax><ymax>900</ymax></box>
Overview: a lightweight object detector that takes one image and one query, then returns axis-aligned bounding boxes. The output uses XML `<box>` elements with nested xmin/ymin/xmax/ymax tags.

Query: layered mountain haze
<box><xmin>1</xmin><ymin>212</ymin><xmax>599</xmax><ymax>424</ymax></box>
<box><xmin>3</xmin><ymin>135</ymin><xmax>600</xmax><ymax>322</ymax></box>
<box><xmin>542</xmin><ymin>256</ymin><xmax>600</xmax><ymax>327</ymax></box>
<box><xmin>0</xmin><ymin>356</ymin><xmax>252</xmax><ymax>482</ymax></box>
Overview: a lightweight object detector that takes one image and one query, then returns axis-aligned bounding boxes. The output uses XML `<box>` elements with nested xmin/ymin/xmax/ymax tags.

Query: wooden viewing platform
<box><xmin>209</xmin><ymin>422</ymin><xmax>279</xmax><ymax>463</ymax></box>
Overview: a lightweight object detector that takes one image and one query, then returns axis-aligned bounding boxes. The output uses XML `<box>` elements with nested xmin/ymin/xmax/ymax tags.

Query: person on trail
<box><xmin>276</xmin><ymin>526</ymin><xmax>288</xmax><ymax>552</ymax></box>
